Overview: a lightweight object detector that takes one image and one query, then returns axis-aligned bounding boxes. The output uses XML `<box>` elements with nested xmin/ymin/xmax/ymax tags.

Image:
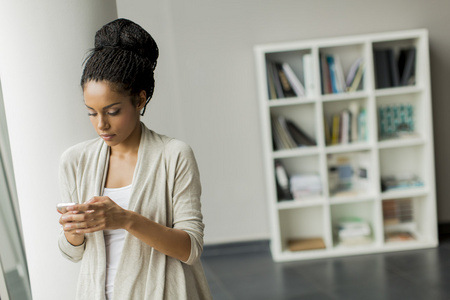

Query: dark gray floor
<box><xmin>201</xmin><ymin>239</ymin><xmax>450</xmax><ymax>300</ymax></box>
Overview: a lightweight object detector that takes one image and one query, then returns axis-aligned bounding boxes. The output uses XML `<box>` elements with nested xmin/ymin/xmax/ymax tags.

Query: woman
<box><xmin>58</xmin><ymin>18</ymin><xmax>212</xmax><ymax>300</ymax></box>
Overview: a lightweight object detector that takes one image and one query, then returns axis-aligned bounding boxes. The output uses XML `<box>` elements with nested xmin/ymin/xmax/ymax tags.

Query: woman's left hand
<box><xmin>62</xmin><ymin>196</ymin><xmax>130</xmax><ymax>234</ymax></box>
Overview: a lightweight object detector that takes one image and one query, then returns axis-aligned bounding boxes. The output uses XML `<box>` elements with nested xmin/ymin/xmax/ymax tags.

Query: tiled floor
<box><xmin>201</xmin><ymin>239</ymin><xmax>450</xmax><ymax>300</ymax></box>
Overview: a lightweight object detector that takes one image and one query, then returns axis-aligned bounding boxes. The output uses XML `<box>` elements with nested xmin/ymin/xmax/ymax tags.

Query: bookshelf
<box><xmin>254</xmin><ymin>29</ymin><xmax>438</xmax><ymax>262</ymax></box>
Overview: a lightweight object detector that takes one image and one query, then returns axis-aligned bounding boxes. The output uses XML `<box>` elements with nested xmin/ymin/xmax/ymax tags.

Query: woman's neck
<box><xmin>110</xmin><ymin>122</ymin><xmax>142</xmax><ymax>157</ymax></box>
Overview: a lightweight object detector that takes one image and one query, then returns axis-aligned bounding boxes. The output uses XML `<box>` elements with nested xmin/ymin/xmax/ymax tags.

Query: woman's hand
<box><xmin>60</xmin><ymin>196</ymin><xmax>191</xmax><ymax>262</ymax></box>
<box><xmin>60</xmin><ymin>196</ymin><xmax>130</xmax><ymax>235</ymax></box>
<box><xmin>59</xmin><ymin>209</ymin><xmax>86</xmax><ymax>246</ymax></box>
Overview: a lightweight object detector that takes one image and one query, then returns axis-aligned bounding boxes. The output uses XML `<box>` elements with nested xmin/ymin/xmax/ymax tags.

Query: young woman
<box><xmin>58</xmin><ymin>18</ymin><xmax>211</xmax><ymax>300</ymax></box>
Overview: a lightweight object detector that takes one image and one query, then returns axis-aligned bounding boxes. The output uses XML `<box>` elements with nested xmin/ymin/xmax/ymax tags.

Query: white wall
<box><xmin>0</xmin><ymin>1</ymin><xmax>117</xmax><ymax>299</ymax></box>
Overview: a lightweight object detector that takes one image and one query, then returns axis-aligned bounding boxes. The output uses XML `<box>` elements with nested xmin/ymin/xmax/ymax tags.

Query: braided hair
<box><xmin>81</xmin><ymin>18</ymin><xmax>159</xmax><ymax>116</ymax></box>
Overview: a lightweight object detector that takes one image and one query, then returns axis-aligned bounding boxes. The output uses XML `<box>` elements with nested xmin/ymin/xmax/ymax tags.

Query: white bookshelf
<box><xmin>254</xmin><ymin>29</ymin><xmax>438</xmax><ymax>262</ymax></box>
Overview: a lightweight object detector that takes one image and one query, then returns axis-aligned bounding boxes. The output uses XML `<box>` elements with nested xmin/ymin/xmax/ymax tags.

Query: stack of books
<box><xmin>382</xmin><ymin>198</ymin><xmax>416</xmax><ymax>242</ymax></box>
<box><xmin>383</xmin><ymin>198</ymin><xmax>414</xmax><ymax>225</ymax></box>
<box><xmin>290</xmin><ymin>173</ymin><xmax>322</xmax><ymax>200</ymax></box>
<box><xmin>274</xmin><ymin>162</ymin><xmax>322</xmax><ymax>201</ymax></box>
<box><xmin>336</xmin><ymin>217</ymin><xmax>372</xmax><ymax>246</ymax></box>
<box><xmin>381</xmin><ymin>173</ymin><xmax>423</xmax><ymax>192</ymax></box>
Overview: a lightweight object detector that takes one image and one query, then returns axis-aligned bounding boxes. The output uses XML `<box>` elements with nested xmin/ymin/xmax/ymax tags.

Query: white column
<box><xmin>0</xmin><ymin>1</ymin><xmax>117</xmax><ymax>299</ymax></box>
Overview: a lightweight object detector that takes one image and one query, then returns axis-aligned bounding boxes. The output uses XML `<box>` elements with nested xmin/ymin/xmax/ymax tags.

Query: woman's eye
<box><xmin>88</xmin><ymin>112</ymin><xmax>97</xmax><ymax>117</ymax></box>
<box><xmin>108</xmin><ymin>110</ymin><xmax>120</xmax><ymax>116</ymax></box>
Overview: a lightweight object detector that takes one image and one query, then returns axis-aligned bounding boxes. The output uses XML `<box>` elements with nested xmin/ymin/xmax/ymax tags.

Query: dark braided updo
<box><xmin>81</xmin><ymin>18</ymin><xmax>159</xmax><ymax>116</ymax></box>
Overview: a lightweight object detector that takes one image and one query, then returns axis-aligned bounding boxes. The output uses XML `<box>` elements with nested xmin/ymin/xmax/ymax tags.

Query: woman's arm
<box><xmin>58</xmin><ymin>147</ymin><xmax>87</xmax><ymax>261</ymax></box>
<box><xmin>125</xmin><ymin>210</ymin><xmax>191</xmax><ymax>262</ymax></box>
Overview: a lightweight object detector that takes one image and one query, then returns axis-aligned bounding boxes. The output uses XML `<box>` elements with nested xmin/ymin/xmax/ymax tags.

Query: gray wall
<box><xmin>118</xmin><ymin>0</ymin><xmax>450</xmax><ymax>245</ymax></box>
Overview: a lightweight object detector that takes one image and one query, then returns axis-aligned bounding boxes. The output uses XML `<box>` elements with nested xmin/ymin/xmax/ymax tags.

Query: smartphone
<box><xmin>56</xmin><ymin>203</ymin><xmax>75</xmax><ymax>214</ymax></box>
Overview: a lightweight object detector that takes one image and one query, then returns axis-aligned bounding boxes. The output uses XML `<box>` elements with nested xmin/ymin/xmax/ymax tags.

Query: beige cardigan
<box><xmin>58</xmin><ymin>123</ymin><xmax>211</xmax><ymax>300</ymax></box>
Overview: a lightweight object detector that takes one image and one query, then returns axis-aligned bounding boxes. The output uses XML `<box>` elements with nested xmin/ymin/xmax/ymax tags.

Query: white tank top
<box><xmin>102</xmin><ymin>184</ymin><xmax>131</xmax><ymax>300</ymax></box>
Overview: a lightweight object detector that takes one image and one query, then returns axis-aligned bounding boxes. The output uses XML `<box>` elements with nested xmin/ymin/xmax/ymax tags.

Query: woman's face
<box><xmin>83</xmin><ymin>80</ymin><xmax>143</xmax><ymax>148</ymax></box>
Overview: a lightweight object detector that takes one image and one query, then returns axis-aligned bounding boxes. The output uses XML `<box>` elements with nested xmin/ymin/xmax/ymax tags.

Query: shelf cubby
<box><xmin>376</xmin><ymin>91</ymin><xmax>426</xmax><ymax>142</ymax></box>
<box><xmin>319</xmin><ymin>43</ymin><xmax>367</xmax><ymax>95</ymax></box>
<box><xmin>330</xmin><ymin>201</ymin><xmax>377</xmax><ymax>248</ymax></box>
<box><xmin>379</xmin><ymin>145</ymin><xmax>427</xmax><ymax>191</ymax></box>
<box><xmin>382</xmin><ymin>196</ymin><xmax>433</xmax><ymax>245</ymax></box>
<box><xmin>278</xmin><ymin>206</ymin><xmax>327</xmax><ymax>253</ymax></box>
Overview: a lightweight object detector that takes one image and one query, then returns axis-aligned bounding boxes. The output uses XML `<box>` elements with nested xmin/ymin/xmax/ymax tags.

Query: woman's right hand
<box><xmin>59</xmin><ymin>211</ymin><xmax>86</xmax><ymax>246</ymax></box>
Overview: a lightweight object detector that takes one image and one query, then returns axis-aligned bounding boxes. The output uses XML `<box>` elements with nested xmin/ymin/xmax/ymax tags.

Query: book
<box><xmin>320</xmin><ymin>54</ymin><xmax>332</xmax><ymax>94</ymax></box>
<box><xmin>331</xmin><ymin>113</ymin><xmax>340</xmax><ymax>145</ymax></box>
<box><xmin>326</xmin><ymin>55</ymin><xmax>340</xmax><ymax>93</ymax></box>
<box><xmin>266</xmin><ymin>62</ymin><xmax>277</xmax><ymax>99</ymax></box>
<box><xmin>333</xmin><ymin>55</ymin><xmax>347</xmax><ymax>92</ymax></box>
<box><xmin>345</xmin><ymin>58</ymin><xmax>363</xmax><ymax>88</ymax></box>
<box><xmin>285</xmin><ymin>119</ymin><xmax>316</xmax><ymax>146</ymax></box>
<box><xmin>373</xmin><ymin>49</ymin><xmax>391</xmax><ymax>88</ymax></box>
<box><xmin>272</xmin><ymin>116</ymin><xmax>296</xmax><ymax>149</ymax></box>
<box><xmin>288</xmin><ymin>237</ymin><xmax>326</xmax><ymax>251</ymax></box>
<box><xmin>270</xmin><ymin>61</ymin><xmax>285</xmax><ymax>98</ymax></box>
<box><xmin>303</xmin><ymin>54</ymin><xmax>315</xmax><ymax>97</ymax></box>
<box><xmin>385</xmin><ymin>231</ymin><xmax>415</xmax><ymax>242</ymax></box>
<box><xmin>281</xmin><ymin>62</ymin><xmax>305</xmax><ymax>97</ymax></box>
<box><xmin>398</xmin><ymin>48</ymin><xmax>416</xmax><ymax>86</ymax></box>
<box><xmin>271</xmin><ymin>120</ymin><xmax>284</xmax><ymax>150</ymax></box>
<box><xmin>272</xmin><ymin>116</ymin><xmax>292</xmax><ymax>150</ymax></box>
<box><xmin>275</xmin><ymin>62</ymin><xmax>296</xmax><ymax>98</ymax></box>
<box><xmin>358</xmin><ymin>108</ymin><xmax>367</xmax><ymax>141</ymax></box>
<box><xmin>277</xmin><ymin>116</ymin><xmax>297</xmax><ymax>148</ymax></box>
<box><xmin>348</xmin><ymin>102</ymin><xmax>359</xmax><ymax>142</ymax></box>
<box><xmin>348</xmin><ymin>60</ymin><xmax>365</xmax><ymax>92</ymax></box>
<box><xmin>387</xmin><ymin>49</ymin><xmax>400</xmax><ymax>87</ymax></box>
<box><xmin>324</xmin><ymin>116</ymin><xmax>331</xmax><ymax>145</ymax></box>
<box><xmin>340</xmin><ymin>109</ymin><xmax>350</xmax><ymax>144</ymax></box>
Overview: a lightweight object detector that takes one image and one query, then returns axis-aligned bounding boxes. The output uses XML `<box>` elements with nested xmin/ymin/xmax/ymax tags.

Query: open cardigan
<box><xmin>58</xmin><ymin>123</ymin><xmax>211</xmax><ymax>300</ymax></box>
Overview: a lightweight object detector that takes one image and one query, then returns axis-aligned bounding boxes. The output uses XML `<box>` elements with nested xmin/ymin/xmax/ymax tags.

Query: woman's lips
<box><xmin>100</xmin><ymin>134</ymin><xmax>115</xmax><ymax>141</ymax></box>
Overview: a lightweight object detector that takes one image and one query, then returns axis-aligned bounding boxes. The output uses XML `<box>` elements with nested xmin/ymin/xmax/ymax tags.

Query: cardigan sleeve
<box><xmin>168</xmin><ymin>140</ymin><xmax>205</xmax><ymax>265</ymax></box>
<box><xmin>57</xmin><ymin>147</ymin><xmax>86</xmax><ymax>262</ymax></box>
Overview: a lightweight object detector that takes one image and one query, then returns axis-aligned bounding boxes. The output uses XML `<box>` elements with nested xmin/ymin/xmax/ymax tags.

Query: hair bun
<box><xmin>94</xmin><ymin>18</ymin><xmax>158</xmax><ymax>68</ymax></box>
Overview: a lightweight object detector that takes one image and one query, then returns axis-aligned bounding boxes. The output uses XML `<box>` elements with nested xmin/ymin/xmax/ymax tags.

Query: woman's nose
<box><xmin>98</xmin><ymin>115</ymin><xmax>109</xmax><ymax>130</ymax></box>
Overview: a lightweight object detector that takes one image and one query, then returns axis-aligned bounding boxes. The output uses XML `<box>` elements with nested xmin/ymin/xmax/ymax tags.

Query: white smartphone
<box><xmin>56</xmin><ymin>203</ymin><xmax>75</xmax><ymax>214</ymax></box>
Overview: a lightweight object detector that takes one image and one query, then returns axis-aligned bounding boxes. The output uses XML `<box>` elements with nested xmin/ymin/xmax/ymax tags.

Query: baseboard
<box><xmin>438</xmin><ymin>222</ymin><xmax>450</xmax><ymax>241</ymax></box>
<box><xmin>202</xmin><ymin>224</ymin><xmax>450</xmax><ymax>257</ymax></box>
<box><xmin>202</xmin><ymin>239</ymin><xmax>270</xmax><ymax>257</ymax></box>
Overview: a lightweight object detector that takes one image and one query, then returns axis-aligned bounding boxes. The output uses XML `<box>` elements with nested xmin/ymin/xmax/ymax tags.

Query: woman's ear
<box><xmin>137</xmin><ymin>90</ymin><xmax>147</xmax><ymax>111</ymax></box>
